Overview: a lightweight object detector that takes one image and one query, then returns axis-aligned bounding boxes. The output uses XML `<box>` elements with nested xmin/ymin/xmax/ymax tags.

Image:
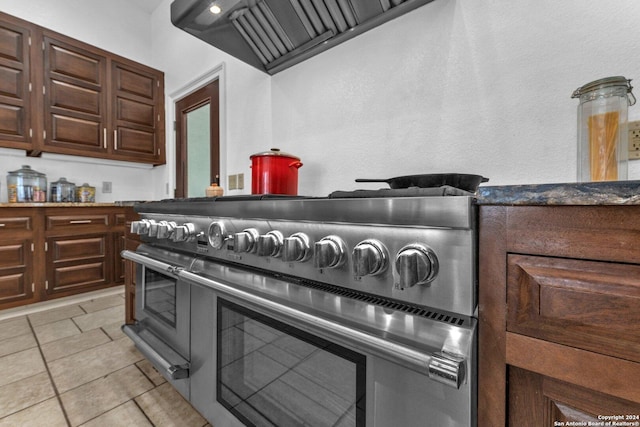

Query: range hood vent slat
<box><xmin>337</xmin><ymin>0</ymin><xmax>357</xmax><ymax>27</ymax></box>
<box><xmin>171</xmin><ymin>0</ymin><xmax>436</xmax><ymax>74</ymax></box>
<box><xmin>310</xmin><ymin>0</ymin><xmax>338</xmax><ymax>35</ymax></box>
<box><xmin>325</xmin><ymin>0</ymin><xmax>350</xmax><ymax>32</ymax></box>
<box><xmin>234</xmin><ymin>14</ymin><xmax>275</xmax><ymax>63</ymax></box>
<box><xmin>244</xmin><ymin>10</ymin><xmax>282</xmax><ymax>59</ymax></box>
<box><xmin>290</xmin><ymin>0</ymin><xmax>319</xmax><ymax>38</ymax></box>
<box><xmin>257</xmin><ymin>2</ymin><xmax>295</xmax><ymax>52</ymax></box>
<box><xmin>299</xmin><ymin>0</ymin><xmax>327</xmax><ymax>36</ymax></box>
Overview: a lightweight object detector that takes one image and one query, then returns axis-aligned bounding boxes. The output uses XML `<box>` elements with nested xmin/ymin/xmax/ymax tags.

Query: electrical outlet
<box><xmin>237</xmin><ymin>173</ymin><xmax>244</xmax><ymax>190</ymax></box>
<box><xmin>102</xmin><ymin>181</ymin><xmax>112</xmax><ymax>193</ymax></box>
<box><xmin>228</xmin><ymin>174</ymin><xmax>237</xmax><ymax>190</ymax></box>
<box><xmin>629</xmin><ymin>120</ymin><xmax>640</xmax><ymax>160</ymax></box>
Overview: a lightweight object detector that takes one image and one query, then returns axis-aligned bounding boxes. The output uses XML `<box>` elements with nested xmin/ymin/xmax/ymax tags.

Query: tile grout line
<box><xmin>27</xmin><ymin>316</ymin><xmax>73</xmax><ymax>427</ymax></box>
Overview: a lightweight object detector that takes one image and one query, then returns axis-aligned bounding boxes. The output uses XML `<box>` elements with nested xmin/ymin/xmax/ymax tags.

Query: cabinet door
<box><xmin>110</xmin><ymin>60</ymin><xmax>165</xmax><ymax>164</ymax></box>
<box><xmin>509</xmin><ymin>367</ymin><xmax>640</xmax><ymax>426</ymax></box>
<box><xmin>45</xmin><ymin>233</ymin><xmax>109</xmax><ymax>297</ymax></box>
<box><xmin>0</xmin><ymin>239</ymin><xmax>35</xmax><ymax>308</ymax></box>
<box><xmin>42</xmin><ymin>33</ymin><xmax>108</xmax><ymax>156</ymax></box>
<box><xmin>0</xmin><ymin>14</ymin><xmax>34</xmax><ymax>150</ymax></box>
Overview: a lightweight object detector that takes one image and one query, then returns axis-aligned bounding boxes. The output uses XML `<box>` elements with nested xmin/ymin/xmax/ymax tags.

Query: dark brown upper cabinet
<box><xmin>0</xmin><ymin>12</ymin><xmax>165</xmax><ymax>165</ymax></box>
<box><xmin>0</xmin><ymin>13</ymin><xmax>36</xmax><ymax>151</ymax></box>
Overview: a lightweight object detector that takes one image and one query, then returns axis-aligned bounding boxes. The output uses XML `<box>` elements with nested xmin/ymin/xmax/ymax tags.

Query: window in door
<box><xmin>175</xmin><ymin>79</ymin><xmax>219</xmax><ymax>198</ymax></box>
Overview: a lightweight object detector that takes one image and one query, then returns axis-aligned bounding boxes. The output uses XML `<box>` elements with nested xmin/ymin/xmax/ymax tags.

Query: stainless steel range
<box><xmin>122</xmin><ymin>187</ymin><xmax>478</xmax><ymax>427</ymax></box>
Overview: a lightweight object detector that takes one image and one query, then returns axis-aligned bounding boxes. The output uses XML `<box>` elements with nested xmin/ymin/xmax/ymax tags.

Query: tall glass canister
<box><xmin>572</xmin><ymin>77</ymin><xmax>635</xmax><ymax>182</ymax></box>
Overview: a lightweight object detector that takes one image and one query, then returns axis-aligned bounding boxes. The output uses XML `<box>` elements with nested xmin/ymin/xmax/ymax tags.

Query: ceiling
<box><xmin>131</xmin><ymin>0</ymin><xmax>165</xmax><ymax>14</ymax></box>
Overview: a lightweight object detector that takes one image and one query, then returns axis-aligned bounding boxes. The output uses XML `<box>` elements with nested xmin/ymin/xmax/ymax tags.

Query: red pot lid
<box><xmin>250</xmin><ymin>148</ymin><xmax>300</xmax><ymax>160</ymax></box>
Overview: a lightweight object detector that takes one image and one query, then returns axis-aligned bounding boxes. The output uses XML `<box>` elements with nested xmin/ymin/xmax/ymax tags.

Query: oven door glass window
<box><xmin>143</xmin><ymin>267</ymin><xmax>177</xmax><ymax>327</ymax></box>
<box><xmin>217</xmin><ymin>299</ymin><xmax>366</xmax><ymax>427</ymax></box>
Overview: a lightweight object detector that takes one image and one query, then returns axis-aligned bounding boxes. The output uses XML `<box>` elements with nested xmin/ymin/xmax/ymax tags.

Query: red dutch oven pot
<box><xmin>250</xmin><ymin>148</ymin><xmax>303</xmax><ymax>195</ymax></box>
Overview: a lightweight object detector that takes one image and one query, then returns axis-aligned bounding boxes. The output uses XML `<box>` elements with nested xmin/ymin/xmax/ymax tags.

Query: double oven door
<box><xmin>122</xmin><ymin>247</ymin><xmax>192</xmax><ymax>398</ymax></box>
<box><xmin>123</xmin><ymin>247</ymin><xmax>476</xmax><ymax>426</ymax></box>
<box><xmin>184</xmin><ymin>258</ymin><xmax>477</xmax><ymax>427</ymax></box>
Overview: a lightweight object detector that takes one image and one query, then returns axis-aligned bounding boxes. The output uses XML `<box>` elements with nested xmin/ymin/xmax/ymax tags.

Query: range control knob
<box><xmin>207</xmin><ymin>221</ymin><xmax>227</xmax><ymax>249</ymax></box>
<box><xmin>395</xmin><ymin>244</ymin><xmax>439</xmax><ymax>289</ymax></box>
<box><xmin>233</xmin><ymin>228</ymin><xmax>259</xmax><ymax>253</ymax></box>
<box><xmin>283</xmin><ymin>233</ymin><xmax>311</xmax><ymax>262</ymax></box>
<box><xmin>352</xmin><ymin>239</ymin><xmax>388</xmax><ymax>276</ymax></box>
<box><xmin>132</xmin><ymin>219</ymin><xmax>152</xmax><ymax>235</ymax></box>
<box><xmin>172</xmin><ymin>223</ymin><xmax>196</xmax><ymax>242</ymax></box>
<box><xmin>156</xmin><ymin>221</ymin><xmax>177</xmax><ymax>240</ymax></box>
<box><xmin>130</xmin><ymin>220</ymin><xmax>144</xmax><ymax>235</ymax></box>
<box><xmin>314</xmin><ymin>236</ymin><xmax>347</xmax><ymax>269</ymax></box>
<box><xmin>147</xmin><ymin>220</ymin><xmax>159</xmax><ymax>237</ymax></box>
<box><xmin>258</xmin><ymin>231</ymin><xmax>284</xmax><ymax>257</ymax></box>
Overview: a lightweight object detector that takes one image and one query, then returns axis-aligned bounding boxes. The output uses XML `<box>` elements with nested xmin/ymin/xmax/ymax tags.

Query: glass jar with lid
<box><xmin>50</xmin><ymin>177</ymin><xmax>76</xmax><ymax>202</ymax></box>
<box><xmin>6</xmin><ymin>165</ymin><xmax>47</xmax><ymax>203</ymax></box>
<box><xmin>572</xmin><ymin>76</ymin><xmax>635</xmax><ymax>182</ymax></box>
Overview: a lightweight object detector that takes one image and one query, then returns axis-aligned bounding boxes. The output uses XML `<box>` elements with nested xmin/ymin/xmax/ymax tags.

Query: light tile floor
<box><xmin>0</xmin><ymin>292</ymin><xmax>209</xmax><ymax>427</ymax></box>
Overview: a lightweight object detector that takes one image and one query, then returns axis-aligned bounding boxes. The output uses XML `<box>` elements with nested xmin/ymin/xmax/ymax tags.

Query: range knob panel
<box><xmin>258</xmin><ymin>231</ymin><xmax>284</xmax><ymax>257</ymax></box>
<box><xmin>283</xmin><ymin>233</ymin><xmax>311</xmax><ymax>262</ymax></box>
<box><xmin>233</xmin><ymin>228</ymin><xmax>260</xmax><ymax>253</ymax></box>
<box><xmin>395</xmin><ymin>244</ymin><xmax>439</xmax><ymax>289</ymax></box>
<box><xmin>314</xmin><ymin>236</ymin><xmax>347</xmax><ymax>269</ymax></box>
<box><xmin>352</xmin><ymin>239</ymin><xmax>388</xmax><ymax>276</ymax></box>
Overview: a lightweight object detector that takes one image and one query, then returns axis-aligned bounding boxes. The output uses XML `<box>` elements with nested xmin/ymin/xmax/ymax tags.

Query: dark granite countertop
<box><xmin>477</xmin><ymin>180</ymin><xmax>640</xmax><ymax>205</ymax></box>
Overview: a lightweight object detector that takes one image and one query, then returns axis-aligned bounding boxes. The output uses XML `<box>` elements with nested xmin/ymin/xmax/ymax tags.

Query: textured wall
<box><xmin>270</xmin><ymin>0</ymin><xmax>640</xmax><ymax>195</ymax></box>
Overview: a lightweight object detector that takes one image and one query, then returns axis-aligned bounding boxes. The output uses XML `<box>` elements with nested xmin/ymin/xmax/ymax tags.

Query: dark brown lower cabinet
<box><xmin>0</xmin><ymin>206</ymin><xmax>126</xmax><ymax>310</ymax></box>
<box><xmin>479</xmin><ymin>205</ymin><xmax>640</xmax><ymax>426</ymax></box>
<box><xmin>0</xmin><ymin>209</ymin><xmax>37</xmax><ymax>308</ymax></box>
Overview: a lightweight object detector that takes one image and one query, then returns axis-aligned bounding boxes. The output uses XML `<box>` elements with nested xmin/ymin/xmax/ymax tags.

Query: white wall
<box><xmin>0</xmin><ymin>0</ymin><xmax>158</xmax><ymax>202</ymax></box>
<box><xmin>2</xmin><ymin>0</ymin><xmax>640</xmax><ymax>202</ymax></box>
<box><xmin>269</xmin><ymin>0</ymin><xmax>640</xmax><ymax>195</ymax></box>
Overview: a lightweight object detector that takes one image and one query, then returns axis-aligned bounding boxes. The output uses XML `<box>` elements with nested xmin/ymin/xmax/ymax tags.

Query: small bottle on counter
<box><xmin>76</xmin><ymin>183</ymin><xmax>96</xmax><ymax>202</ymax></box>
<box><xmin>206</xmin><ymin>175</ymin><xmax>224</xmax><ymax>197</ymax></box>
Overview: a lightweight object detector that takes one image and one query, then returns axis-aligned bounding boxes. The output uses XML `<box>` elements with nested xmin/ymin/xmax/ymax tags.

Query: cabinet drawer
<box><xmin>507</xmin><ymin>254</ymin><xmax>640</xmax><ymax>363</ymax></box>
<box><xmin>46</xmin><ymin>234</ymin><xmax>108</xmax><ymax>294</ymax></box>
<box><xmin>0</xmin><ymin>216</ymin><xmax>32</xmax><ymax>233</ymax></box>
<box><xmin>46</xmin><ymin>214</ymin><xmax>109</xmax><ymax>230</ymax></box>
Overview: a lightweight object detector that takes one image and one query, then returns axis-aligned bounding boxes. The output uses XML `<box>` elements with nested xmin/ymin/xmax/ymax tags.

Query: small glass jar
<box><xmin>572</xmin><ymin>77</ymin><xmax>635</xmax><ymax>182</ymax></box>
<box><xmin>50</xmin><ymin>177</ymin><xmax>76</xmax><ymax>202</ymax></box>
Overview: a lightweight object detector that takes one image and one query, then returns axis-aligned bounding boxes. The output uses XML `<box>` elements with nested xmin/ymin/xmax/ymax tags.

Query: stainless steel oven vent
<box><xmin>171</xmin><ymin>0</ymin><xmax>436</xmax><ymax>74</ymax></box>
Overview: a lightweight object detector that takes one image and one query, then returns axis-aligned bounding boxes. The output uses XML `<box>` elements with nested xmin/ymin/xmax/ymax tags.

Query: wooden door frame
<box><xmin>175</xmin><ymin>79</ymin><xmax>220</xmax><ymax>198</ymax></box>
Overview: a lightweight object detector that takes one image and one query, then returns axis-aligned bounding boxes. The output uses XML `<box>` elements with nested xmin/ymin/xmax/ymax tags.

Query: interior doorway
<box><xmin>175</xmin><ymin>79</ymin><xmax>220</xmax><ymax>198</ymax></box>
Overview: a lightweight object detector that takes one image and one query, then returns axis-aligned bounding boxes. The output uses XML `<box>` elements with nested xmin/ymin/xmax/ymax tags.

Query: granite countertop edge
<box><xmin>476</xmin><ymin>180</ymin><xmax>640</xmax><ymax>206</ymax></box>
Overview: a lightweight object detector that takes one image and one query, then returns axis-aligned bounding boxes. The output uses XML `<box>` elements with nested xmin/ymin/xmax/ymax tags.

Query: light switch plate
<box><xmin>629</xmin><ymin>120</ymin><xmax>640</xmax><ymax>160</ymax></box>
<box><xmin>102</xmin><ymin>181</ymin><xmax>112</xmax><ymax>193</ymax></box>
<box><xmin>237</xmin><ymin>173</ymin><xmax>244</xmax><ymax>189</ymax></box>
<box><xmin>228</xmin><ymin>174</ymin><xmax>237</xmax><ymax>190</ymax></box>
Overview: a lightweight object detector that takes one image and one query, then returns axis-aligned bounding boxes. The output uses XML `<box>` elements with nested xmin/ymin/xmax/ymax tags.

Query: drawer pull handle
<box><xmin>0</xmin><ymin>224</ymin><xmax>5</xmax><ymax>227</ymax></box>
<box><xmin>69</xmin><ymin>220</ymin><xmax>92</xmax><ymax>224</ymax></box>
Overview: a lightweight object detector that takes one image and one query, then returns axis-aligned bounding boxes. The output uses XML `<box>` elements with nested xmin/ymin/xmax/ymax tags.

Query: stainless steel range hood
<box><xmin>171</xmin><ymin>0</ymin><xmax>436</xmax><ymax>75</ymax></box>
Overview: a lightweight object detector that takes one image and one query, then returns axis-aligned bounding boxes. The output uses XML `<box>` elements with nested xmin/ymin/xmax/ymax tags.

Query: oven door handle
<box><xmin>121</xmin><ymin>250</ymin><xmax>183</xmax><ymax>276</ymax></box>
<box><xmin>178</xmin><ymin>269</ymin><xmax>466</xmax><ymax>388</ymax></box>
<box><xmin>122</xmin><ymin>324</ymin><xmax>190</xmax><ymax>380</ymax></box>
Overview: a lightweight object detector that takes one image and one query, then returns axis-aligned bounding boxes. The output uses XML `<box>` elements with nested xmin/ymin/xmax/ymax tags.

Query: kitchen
<box><xmin>1</xmin><ymin>0</ymin><xmax>640</xmax><ymax>426</ymax></box>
